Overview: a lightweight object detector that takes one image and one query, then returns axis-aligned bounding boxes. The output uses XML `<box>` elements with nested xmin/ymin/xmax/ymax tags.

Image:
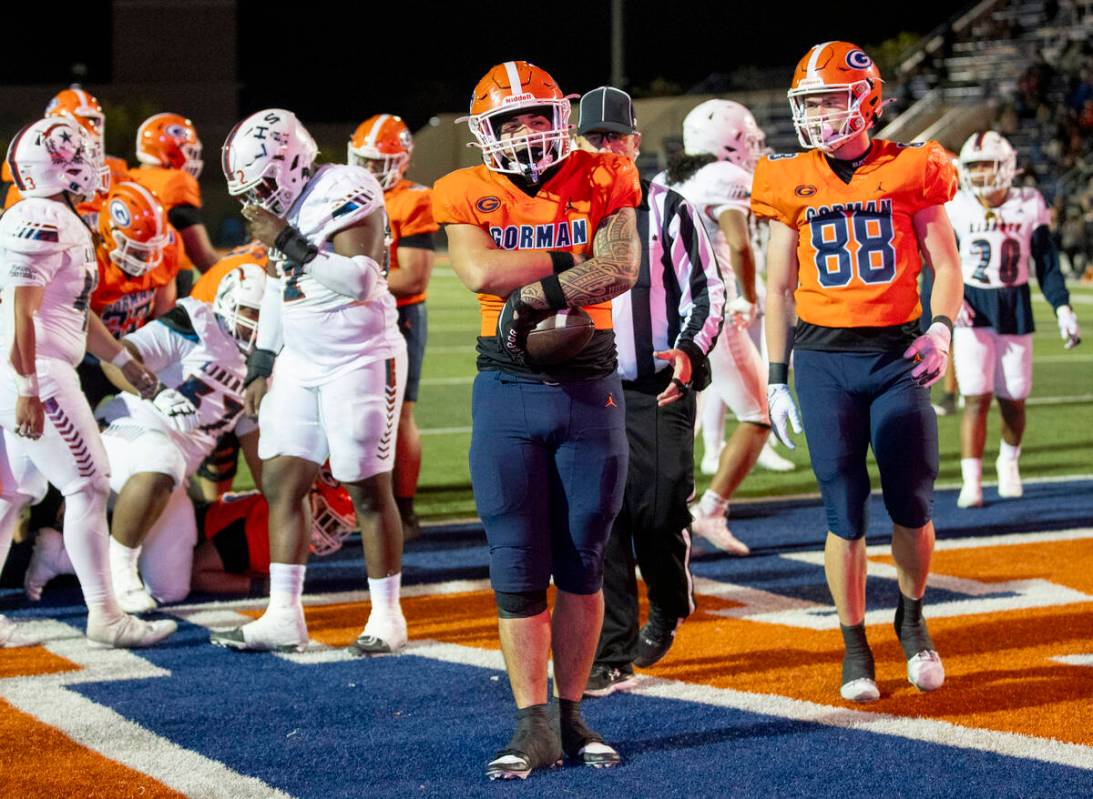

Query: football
<box><xmin>525</xmin><ymin>307</ymin><xmax>596</xmax><ymax>365</ymax></box>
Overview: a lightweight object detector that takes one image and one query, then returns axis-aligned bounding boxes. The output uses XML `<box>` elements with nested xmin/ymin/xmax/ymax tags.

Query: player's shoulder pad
<box><xmin>155</xmin><ymin>301</ymin><xmax>199</xmax><ymax>342</ymax></box>
<box><xmin>695</xmin><ymin>160</ymin><xmax>752</xmax><ymax>198</ymax></box>
<box><xmin>307</xmin><ymin>163</ymin><xmax>383</xmax><ymax>222</ymax></box>
<box><xmin>0</xmin><ymin>197</ymin><xmax>88</xmax><ymax>254</ymax></box>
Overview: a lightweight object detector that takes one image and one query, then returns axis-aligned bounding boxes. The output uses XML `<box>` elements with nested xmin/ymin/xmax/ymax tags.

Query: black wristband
<box><xmin>539</xmin><ymin>274</ymin><xmax>568</xmax><ymax>311</ymax></box>
<box><xmin>548</xmin><ymin>251</ymin><xmax>575</xmax><ymax>274</ymax></box>
<box><xmin>769</xmin><ymin>362</ymin><xmax>789</xmax><ymax>385</ymax></box>
<box><xmin>244</xmin><ymin>348</ymin><xmax>276</xmax><ymax>388</ymax></box>
<box><xmin>931</xmin><ymin>315</ymin><xmax>954</xmax><ymax>337</ymax></box>
<box><xmin>274</xmin><ymin>225</ymin><xmax>318</xmax><ymax>265</ymax></box>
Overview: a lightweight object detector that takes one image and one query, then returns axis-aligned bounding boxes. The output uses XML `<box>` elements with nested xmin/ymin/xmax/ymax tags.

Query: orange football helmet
<box><xmin>788</xmin><ymin>42</ymin><xmax>884</xmax><ymax>152</ymax></box>
<box><xmin>348</xmin><ymin>114</ymin><xmax>413</xmax><ymax>190</ymax></box>
<box><xmin>461</xmin><ymin>60</ymin><xmax>576</xmax><ymax>182</ymax></box>
<box><xmin>98</xmin><ymin>181</ymin><xmax>169</xmax><ymax>277</ymax></box>
<box><xmin>309</xmin><ymin>464</ymin><xmax>357</xmax><ymax>557</ymax></box>
<box><xmin>45</xmin><ymin>85</ymin><xmax>110</xmax><ymax>193</ymax></box>
<box><xmin>136</xmin><ymin>113</ymin><xmax>203</xmax><ymax>178</ymax></box>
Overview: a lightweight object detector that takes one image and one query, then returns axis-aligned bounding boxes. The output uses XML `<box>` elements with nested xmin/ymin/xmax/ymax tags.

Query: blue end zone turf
<box><xmin>69</xmin><ymin>619</ymin><xmax>1093</xmax><ymax>799</ymax></box>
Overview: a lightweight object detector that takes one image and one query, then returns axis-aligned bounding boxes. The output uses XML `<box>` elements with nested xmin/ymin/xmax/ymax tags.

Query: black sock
<box><xmin>503</xmin><ymin>704</ymin><xmax>560</xmax><ymax>765</ymax></box>
<box><xmin>895</xmin><ymin>592</ymin><xmax>935</xmax><ymax>659</ymax></box>
<box><xmin>558</xmin><ymin>698</ymin><xmax>603</xmax><ymax>754</ymax></box>
<box><xmin>840</xmin><ymin>623</ymin><xmax>875</xmax><ymax>685</ymax></box>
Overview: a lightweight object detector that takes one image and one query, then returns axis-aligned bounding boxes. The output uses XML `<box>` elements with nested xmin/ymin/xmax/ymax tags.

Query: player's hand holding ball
<box><xmin>497</xmin><ymin>292</ymin><xmax>537</xmax><ymax>365</ymax></box>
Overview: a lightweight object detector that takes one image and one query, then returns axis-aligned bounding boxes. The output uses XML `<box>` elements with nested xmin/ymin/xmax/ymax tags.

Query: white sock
<box><xmin>268</xmin><ymin>563</ymin><xmax>306</xmax><ymax>611</ymax></box>
<box><xmin>367</xmin><ymin>573</ymin><xmax>403</xmax><ymax>618</ymax></box>
<box><xmin>108</xmin><ymin>538</ymin><xmax>142</xmax><ymax>587</ymax></box>
<box><xmin>999</xmin><ymin>441</ymin><xmax>1021</xmax><ymax>462</ymax></box>
<box><xmin>960</xmin><ymin>458</ymin><xmax>982</xmax><ymax>486</ymax></box>
<box><xmin>63</xmin><ymin>487</ymin><xmax>121</xmax><ymax>616</ymax></box>
<box><xmin>698</xmin><ymin>490</ymin><xmax>729</xmax><ymax>519</ymax></box>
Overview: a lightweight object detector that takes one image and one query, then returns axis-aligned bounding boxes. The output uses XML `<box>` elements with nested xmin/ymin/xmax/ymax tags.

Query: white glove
<box><xmin>727</xmin><ymin>296</ymin><xmax>758</xmax><ymax>329</ymax></box>
<box><xmin>767</xmin><ymin>383</ymin><xmax>803</xmax><ymax>450</ymax></box>
<box><xmin>1057</xmin><ymin>304</ymin><xmax>1081</xmax><ymax>350</ymax></box>
<box><xmin>955</xmin><ymin>300</ymin><xmax>976</xmax><ymax>328</ymax></box>
<box><xmin>903</xmin><ymin>322</ymin><xmax>951</xmax><ymax>388</ymax></box>
<box><xmin>152</xmin><ymin>387</ymin><xmax>200</xmax><ymax>433</ymax></box>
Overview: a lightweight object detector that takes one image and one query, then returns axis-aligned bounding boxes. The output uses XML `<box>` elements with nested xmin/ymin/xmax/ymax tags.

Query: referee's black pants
<box><xmin>595</xmin><ymin>370</ymin><xmax>697</xmax><ymax>669</ymax></box>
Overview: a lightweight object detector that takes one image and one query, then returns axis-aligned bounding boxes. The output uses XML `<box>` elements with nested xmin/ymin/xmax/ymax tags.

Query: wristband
<box><xmin>931</xmin><ymin>315</ymin><xmax>954</xmax><ymax>337</ymax></box>
<box><xmin>245</xmin><ymin>348</ymin><xmax>276</xmax><ymax>388</ymax></box>
<box><xmin>14</xmin><ymin>372</ymin><xmax>39</xmax><ymax>397</ymax></box>
<box><xmin>110</xmin><ymin>348</ymin><xmax>134</xmax><ymax>368</ymax></box>
<box><xmin>539</xmin><ymin>274</ymin><xmax>568</xmax><ymax>311</ymax></box>
<box><xmin>548</xmin><ymin>251</ymin><xmax>575</xmax><ymax>274</ymax></box>
<box><xmin>769</xmin><ymin>362</ymin><xmax>789</xmax><ymax>385</ymax></box>
<box><xmin>274</xmin><ymin>225</ymin><xmax>318</xmax><ymax>265</ymax></box>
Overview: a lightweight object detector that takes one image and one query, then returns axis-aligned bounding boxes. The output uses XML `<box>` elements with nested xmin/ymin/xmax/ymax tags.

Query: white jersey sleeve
<box><xmin>124</xmin><ymin>311</ymin><xmax>194</xmax><ymax>374</ymax></box>
<box><xmin>0</xmin><ymin>198</ymin><xmax>98</xmax><ymax>366</ymax></box>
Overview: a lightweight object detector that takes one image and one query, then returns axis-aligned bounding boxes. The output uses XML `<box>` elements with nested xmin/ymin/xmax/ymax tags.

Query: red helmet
<box><xmin>98</xmin><ymin>181</ymin><xmax>169</xmax><ymax>277</ymax></box>
<box><xmin>348</xmin><ymin>114</ymin><xmax>413</xmax><ymax>190</ymax></box>
<box><xmin>788</xmin><ymin>42</ymin><xmax>884</xmax><ymax>152</ymax></box>
<box><xmin>136</xmin><ymin>113</ymin><xmax>203</xmax><ymax>178</ymax></box>
<box><xmin>461</xmin><ymin>60</ymin><xmax>576</xmax><ymax>182</ymax></box>
<box><xmin>309</xmin><ymin>464</ymin><xmax>357</xmax><ymax>557</ymax></box>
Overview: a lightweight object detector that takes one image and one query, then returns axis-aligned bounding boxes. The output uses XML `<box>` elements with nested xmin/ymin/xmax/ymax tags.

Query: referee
<box><xmin>575</xmin><ymin>87</ymin><xmax>726</xmax><ymax>696</ymax></box>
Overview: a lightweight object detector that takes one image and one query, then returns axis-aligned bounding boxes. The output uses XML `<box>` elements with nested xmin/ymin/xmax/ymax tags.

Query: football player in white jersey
<box><xmin>211</xmin><ymin>109</ymin><xmax>408</xmax><ymax>654</ymax></box>
<box><xmin>24</xmin><ymin>264</ymin><xmax>266</xmax><ymax>610</ymax></box>
<box><xmin>947</xmin><ymin>131</ymin><xmax>1081</xmax><ymax>508</ymax></box>
<box><xmin>0</xmin><ymin>118</ymin><xmax>176</xmax><ymax>649</ymax></box>
<box><xmin>656</xmin><ymin>99</ymin><xmax>775</xmax><ymax>555</ymax></box>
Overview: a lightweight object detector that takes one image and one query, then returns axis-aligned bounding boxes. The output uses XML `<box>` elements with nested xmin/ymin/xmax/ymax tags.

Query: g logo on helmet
<box><xmin>165</xmin><ymin>124</ymin><xmax>187</xmax><ymax>140</ymax></box>
<box><xmin>846</xmin><ymin>50</ymin><xmax>873</xmax><ymax>70</ymax></box>
<box><xmin>109</xmin><ymin>199</ymin><xmax>131</xmax><ymax>228</ymax></box>
<box><xmin>476</xmin><ymin>196</ymin><xmax>501</xmax><ymax>212</ymax></box>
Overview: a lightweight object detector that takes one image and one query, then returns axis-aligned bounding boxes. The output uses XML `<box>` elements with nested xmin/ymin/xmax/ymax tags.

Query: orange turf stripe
<box><xmin>0</xmin><ymin>697</ymin><xmax>185</xmax><ymax>798</ymax></box>
<box><xmin>0</xmin><ymin>646</ymin><xmax>80</xmax><ymax>680</ymax></box>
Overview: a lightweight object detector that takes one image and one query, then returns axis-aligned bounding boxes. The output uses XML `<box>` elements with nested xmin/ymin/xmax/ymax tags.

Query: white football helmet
<box><xmin>683</xmin><ymin>99</ymin><xmax>765</xmax><ymax>172</ymax></box>
<box><xmin>221</xmin><ymin>109</ymin><xmax>318</xmax><ymax>216</ymax></box>
<box><xmin>5</xmin><ymin>118</ymin><xmax>101</xmax><ymax>200</ymax></box>
<box><xmin>213</xmin><ymin>263</ymin><xmax>266</xmax><ymax>352</ymax></box>
<box><xmin>959</xmin><ymin>131</ymin><xmax>1017</xmax><ymax>198</ymax></box>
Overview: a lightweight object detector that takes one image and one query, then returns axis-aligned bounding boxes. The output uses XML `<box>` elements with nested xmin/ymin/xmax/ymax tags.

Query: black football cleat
<box><xmin>485</xmin><ymin>706</ymin><xmax>563</xmax><ymax>781</ymax></box>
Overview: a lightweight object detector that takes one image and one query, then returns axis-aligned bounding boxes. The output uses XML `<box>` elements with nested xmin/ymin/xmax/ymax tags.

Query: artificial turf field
<box><xmin>0</xmin><ymin>261</ymin><xmax>1091</xmax><ymax>798</ymax></box>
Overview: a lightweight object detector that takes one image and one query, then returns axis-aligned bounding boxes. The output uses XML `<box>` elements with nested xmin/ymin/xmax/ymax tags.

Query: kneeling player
<box><xmin>947</xmin><ymin>131</ymin><xmax>1082</xmax><ymax>507</ymax></box>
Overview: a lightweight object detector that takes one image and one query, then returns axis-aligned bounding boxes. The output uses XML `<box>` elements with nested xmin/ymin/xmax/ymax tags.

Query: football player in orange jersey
<box><xmin>754</xmin><ymin>42</ymin><xmax>963</xmax><ymax>704</ymax></box>
<box><xmin>130</xmin><ymin>113</ymin><xmax>221</xmax><ymax>283</ymax></box>
<box><xmin>433</xmin><ymin>60</ymin><xmax>642</xmax><ymax>779</ymax></box>
<box><xmin>349</xmin><ymin>114</ymin><xmax>438</xmax><ymax>539</ymax></box>
<box><xmin>2</xmin><ymin>85</ymin><xmax>128</xmax><ymax>215</ymax></box>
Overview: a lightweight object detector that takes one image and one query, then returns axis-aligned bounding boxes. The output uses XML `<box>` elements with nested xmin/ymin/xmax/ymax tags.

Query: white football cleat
<box><xmin>348</xmin><ymin>611</ymin><xmax>408</xmax><ymax>656</ymax></box>
<box><xmin>24</xmin><ymin>527</ymin><xmax>67</xmax><ymax>601</ymax></box>
<box><xmin>956</xmin><ymin>481</ymin><xmax>983</xmax><ymax>509</ymax></box>
<box><xmin>996</xmin><ymin>457</ymin><xmax>1023</xmax><ymax>498</ymax></box>
<box><xmin>907</xmin><ymin>650</ymin><xmax>945</xmax><ymax>692</ymax></box>
<box><xmin>86</xmin><ymin>612</ymin><xmax>177</xmax><ymax>649</ymax></box>
<box><xmin>840</xmin><ymin>677</ymin><xmax>880</xmax><ymax>703</ymax></box>
<box><xmin>116</xmin><ymin>586</ymin><xmax>159</xmax><ymax>614</ymax></box>
<box><xmin>689</xmin><ymin>508</ymin><xmax>750</xmax><ymax>556</ymax></box>
<box><xmin>756</xmin><ymin>441</ymin><xmax>795</xmax><ymax>472</ymax></box>
<box><xmin>0</xmin><ymin>614</ymin><xmax>38</xmax><ymax>648</ymax></box>
<box><xmin>210</xmin><ymin>608</ymin><xmax>309</xmax><ymax>653</ymax></box>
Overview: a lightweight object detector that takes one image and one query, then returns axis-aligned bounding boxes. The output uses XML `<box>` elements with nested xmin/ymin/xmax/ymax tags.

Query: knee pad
<box><xmin>495</xmin><ymin>589</ymin><xmax>548</xmax><ymax>619</ymax></box>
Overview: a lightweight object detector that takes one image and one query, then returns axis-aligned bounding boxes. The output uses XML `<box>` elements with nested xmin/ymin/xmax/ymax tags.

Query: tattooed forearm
<box><xmin>518</xmin><ymin>208</ymin><xmax>640</xmax><ymax>309</ymax></box>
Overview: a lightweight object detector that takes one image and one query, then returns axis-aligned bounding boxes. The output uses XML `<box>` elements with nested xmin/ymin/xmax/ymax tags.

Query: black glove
<box><xmin>497</xmin><ymin>292</ymin><xmax>537</xmax><ymax>365</ymax></box>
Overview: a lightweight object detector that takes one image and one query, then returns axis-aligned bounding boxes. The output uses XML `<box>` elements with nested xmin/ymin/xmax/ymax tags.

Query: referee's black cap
<box><xmin>577</xmin><ymin>86</ymin><xmax>637</xmax><ymax>135</ymax></box>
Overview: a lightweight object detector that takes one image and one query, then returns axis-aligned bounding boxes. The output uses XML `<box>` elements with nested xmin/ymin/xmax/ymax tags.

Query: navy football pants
<box><xmin>469</xmin><ymin>370</ymin><xmax>629</xmax><ymax>595</ymax></box>
<box><xmin>795</xmin><ymin>350</ymin><xmax>939</xmax><ymax>540</ymax></box>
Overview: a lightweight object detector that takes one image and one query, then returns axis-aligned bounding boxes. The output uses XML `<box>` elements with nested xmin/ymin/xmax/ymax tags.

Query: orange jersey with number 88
<box><xmin>751</xmin><ymin>139</ymin><xmax>957</xmax><ymax>328</ymax></box>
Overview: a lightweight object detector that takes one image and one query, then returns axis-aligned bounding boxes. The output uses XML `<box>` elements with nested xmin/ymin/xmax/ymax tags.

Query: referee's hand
<box><xmin>654</xmin><ymin>349</ymin><xmax>692</xmax><ymax>407</ymax></box>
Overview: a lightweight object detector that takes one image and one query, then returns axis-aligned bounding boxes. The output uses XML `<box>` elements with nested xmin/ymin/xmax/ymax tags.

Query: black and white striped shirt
<box><xmin>613</xmin><ymin>179</ymin><xmax>725</xmax><ymax>382</ymax></box>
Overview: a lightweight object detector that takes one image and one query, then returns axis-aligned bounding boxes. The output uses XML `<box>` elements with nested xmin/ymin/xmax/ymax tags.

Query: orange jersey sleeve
<box><xmin>386</xmin><ymin>180</ymin><xmax>439</xmax><ymax>306</ymax></box>
<box><xmin>432</xmin><ymin>150</ymin><xmax>641</xmax><ymax>334</ymax></box>
<box><xmin>190</xmin><ymin>243</ymin><xmax>270</xmax><ymax>303</ymax></box>
<box><xmin>751</xmin><ymin>140</ymin><xmax>957</xmax><ymax>329</ymax></box>
<box><xmin>130</xmin><ymin>165</ymin><xmax>202</xmax><ymax>210</ymax></box>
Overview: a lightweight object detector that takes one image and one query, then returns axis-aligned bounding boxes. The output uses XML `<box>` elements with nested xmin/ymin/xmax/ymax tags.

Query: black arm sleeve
<box><xmin>168</xmin><ymin>203</ymin><xmax>204</xmax><ymax>232</ymax></box>
<box><xmin>397</xmin><ymin>232</ymin><xmax>435</xmax><ymax>251</ymax></box>
<box><xmin>1031</xmin><ymin>224</ymin><xmax>1070</xmax><ymax>310</ymax></box>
